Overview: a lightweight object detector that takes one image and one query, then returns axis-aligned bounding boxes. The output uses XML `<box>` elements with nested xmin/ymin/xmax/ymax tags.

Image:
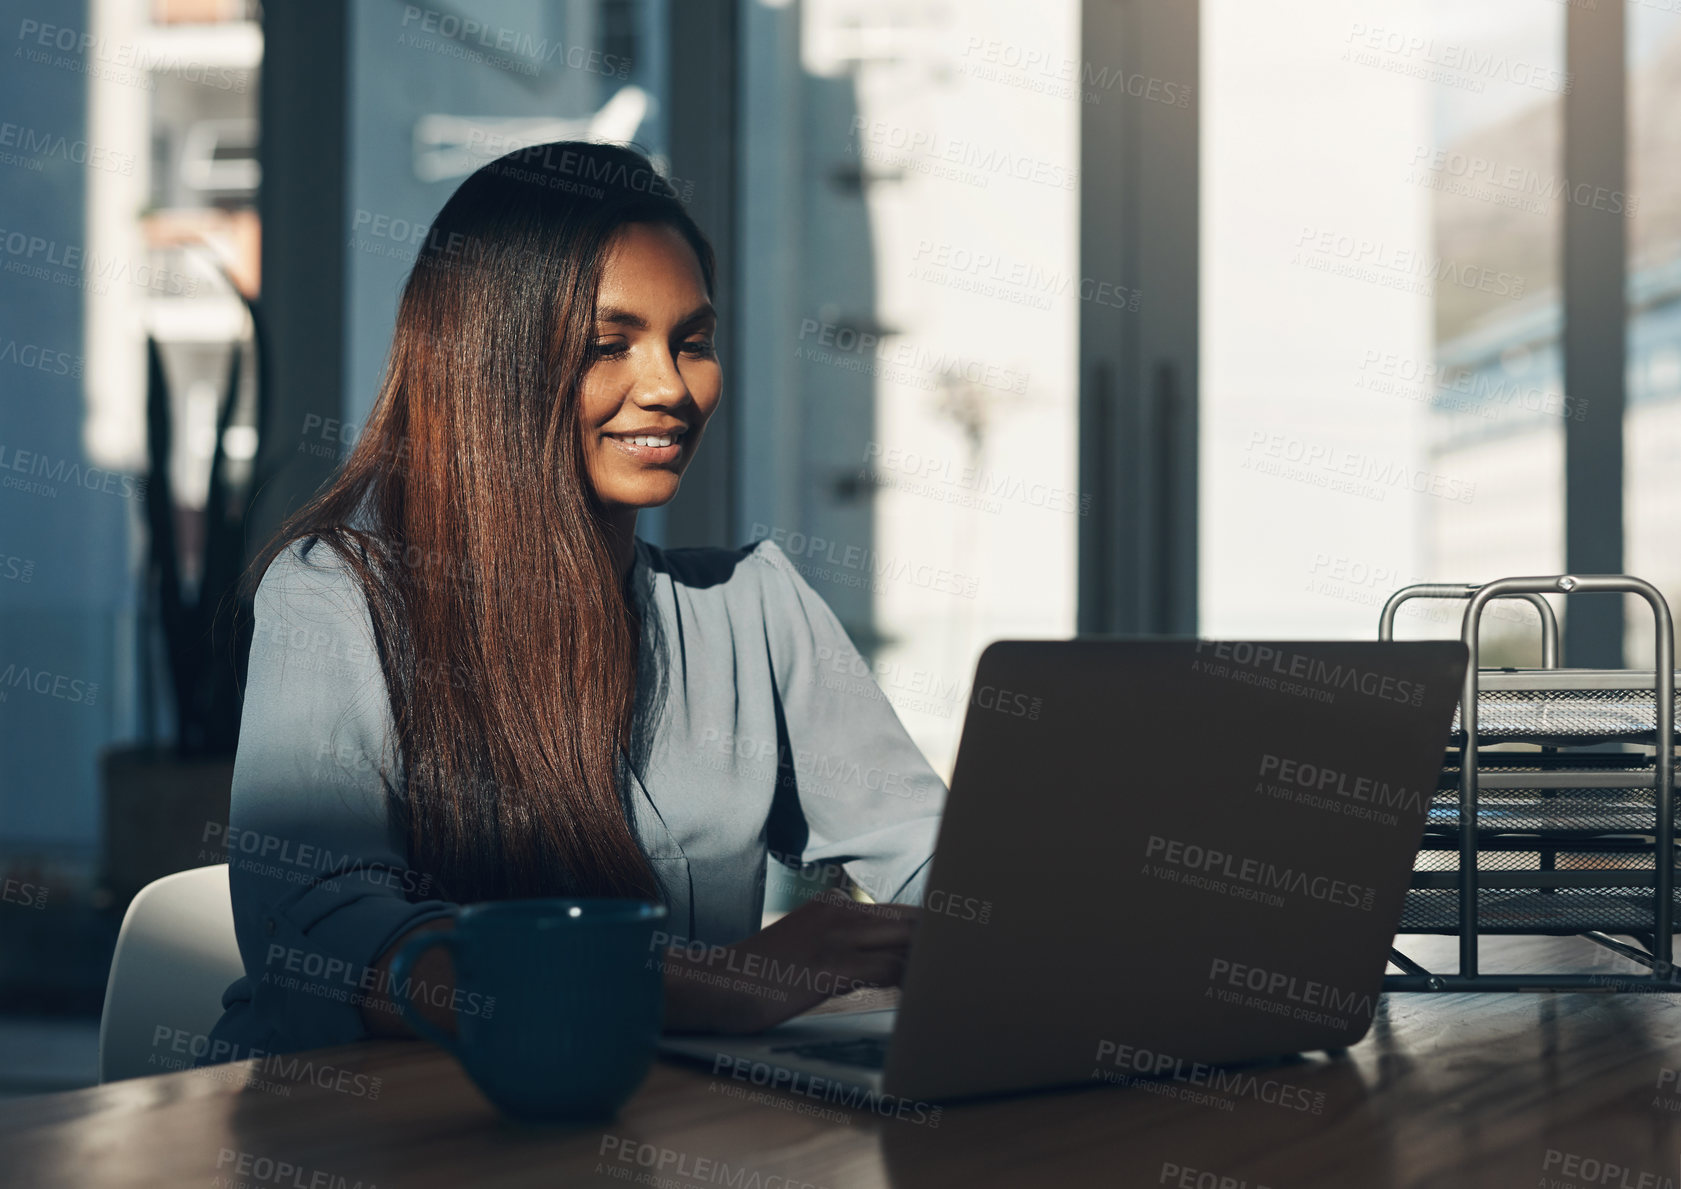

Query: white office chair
<box><xmin>98</xmin><ymin>864</ymin><xmax>245</xmax><ymax>1083</ymax></box>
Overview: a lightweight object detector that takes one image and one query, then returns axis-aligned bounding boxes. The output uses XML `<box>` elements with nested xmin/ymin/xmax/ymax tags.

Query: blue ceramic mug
<box><xmin>389</xmin><ymin>898</ymin><xmax>667</xmax><ymax>1121</ymax></box>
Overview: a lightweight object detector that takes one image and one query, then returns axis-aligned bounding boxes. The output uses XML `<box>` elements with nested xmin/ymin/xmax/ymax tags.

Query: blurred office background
<box><xmin>0</xmin><ymin>0</ymin><xmax>1670</xmax><ymax>1093</ymax></box>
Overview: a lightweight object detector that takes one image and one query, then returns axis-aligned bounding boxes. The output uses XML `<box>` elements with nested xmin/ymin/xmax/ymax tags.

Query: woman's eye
<box><xmin>681</xmin><ymin>338</ymin><xmax>716</xmax><ymax>358</ymax></box>
<box><xmin>591</xmin><ymin>340</ymin><xmax>628</xmax><ymax>360</ymax></box>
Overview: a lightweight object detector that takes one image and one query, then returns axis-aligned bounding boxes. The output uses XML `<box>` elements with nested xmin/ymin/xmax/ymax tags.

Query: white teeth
<box><xmin>616</xmin><ymin>431</ymin><xmax>682</xmax><ymax>447</ymax></box>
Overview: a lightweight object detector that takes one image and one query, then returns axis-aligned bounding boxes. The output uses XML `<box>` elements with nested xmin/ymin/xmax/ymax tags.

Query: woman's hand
<box><xmin>660</xmin><ymin>888</ymin><xmax>920</xmax><ymax>1034</ymax></box>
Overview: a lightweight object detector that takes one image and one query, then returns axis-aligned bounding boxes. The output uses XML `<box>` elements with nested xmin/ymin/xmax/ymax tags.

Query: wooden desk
<box><xmin>7</xmin><ymin>937</ymin><xmax>1681</xmax><ymax>1189</ymax></box>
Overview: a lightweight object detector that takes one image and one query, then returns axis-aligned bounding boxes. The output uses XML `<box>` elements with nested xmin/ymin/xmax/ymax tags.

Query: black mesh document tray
<box><xmin>1377</xmin><ymin>578</ymin><xmax>1679</xmax><ymax>992</ymax></box>
<box><xmin>1450</xmin><ymin>672</ymin><xmax>1681</xmax><ymax>745</ymax></box>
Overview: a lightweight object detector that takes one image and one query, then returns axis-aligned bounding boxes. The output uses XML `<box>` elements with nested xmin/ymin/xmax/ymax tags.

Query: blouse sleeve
<box><xmin>215</xmin><ymin>539</ymin><xmax>455</xmax><ymax>1054</ymax></box>
<box><xmin>749</xmin><ymin>539</ymin><xmax>948</xmax><ymax>906</ymax></box>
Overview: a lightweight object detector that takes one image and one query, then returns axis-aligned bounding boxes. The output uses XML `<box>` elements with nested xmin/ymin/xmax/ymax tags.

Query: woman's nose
<box><xmin>632</xmin><ymin>352</ymin><xmax>689</xmax><ymax>405</ymax></box>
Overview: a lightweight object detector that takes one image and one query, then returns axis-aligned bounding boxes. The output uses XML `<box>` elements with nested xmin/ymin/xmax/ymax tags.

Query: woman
<box><xmin>204</xmin><ymin>142</ymin><xmax>946</xmax><ymax>1059</ymax></box>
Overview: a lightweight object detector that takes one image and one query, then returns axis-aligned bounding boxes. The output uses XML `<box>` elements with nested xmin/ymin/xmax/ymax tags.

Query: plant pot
<box><xmin>99</xmin><ymin>744</ymin><xmax>236</xmax><ymax>911</ymax></box>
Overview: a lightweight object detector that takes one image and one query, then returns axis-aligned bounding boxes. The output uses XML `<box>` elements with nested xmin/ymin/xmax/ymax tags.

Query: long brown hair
<box><xmin>246</xmin><ymin>142</ymin><xmax>715</xmax><ymax>903</ymax></box>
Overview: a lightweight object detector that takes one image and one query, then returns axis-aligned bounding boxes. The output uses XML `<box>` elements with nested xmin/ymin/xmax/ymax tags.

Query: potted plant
<box><xmin>99</xmin><ymin>250</ymin><xmax>268</xmax><ymax>910</ymax></box>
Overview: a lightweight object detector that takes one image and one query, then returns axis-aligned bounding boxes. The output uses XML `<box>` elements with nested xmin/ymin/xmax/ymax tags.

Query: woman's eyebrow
<box><xmin>594</xmin><ymin>301</ymin><xmax>716</xmax><ymax>330</ymax></box>
<box><xmin>594</xmin><ymin>306</ymin><xmax>647</xmax><ymax>330</ymax></box>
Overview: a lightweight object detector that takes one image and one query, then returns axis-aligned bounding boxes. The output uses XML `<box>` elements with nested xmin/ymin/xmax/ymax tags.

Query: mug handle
<box><xmin>389</xmin><ymin>930</ymin><xmax>465</xmax><ymax>1056</ymax></box>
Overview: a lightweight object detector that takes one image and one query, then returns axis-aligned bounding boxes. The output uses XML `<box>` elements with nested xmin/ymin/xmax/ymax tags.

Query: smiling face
<box><xmin>577</xmin><ymin>221</ymin><xmax>721</xmax><ymax>515</ymax></box>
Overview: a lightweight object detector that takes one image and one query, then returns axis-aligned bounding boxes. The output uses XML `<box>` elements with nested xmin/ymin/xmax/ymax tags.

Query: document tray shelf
<box><xmin>1377</xmin><ymin>578</ymin><xmax>1678</xmax><ymax>991</ymax></box>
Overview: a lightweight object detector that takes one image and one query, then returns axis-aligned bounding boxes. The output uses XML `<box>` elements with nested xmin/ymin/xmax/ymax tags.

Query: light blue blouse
<box><xmin>202</xmin><ymin>533</ymin><xmax>948</xmax><ymax>1058</ymax></box>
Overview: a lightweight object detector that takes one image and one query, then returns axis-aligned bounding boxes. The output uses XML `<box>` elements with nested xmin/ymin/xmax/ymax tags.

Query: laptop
<box><xmin>660</xmin><ymin>638</ymin><xmax>1469</xmax><ymax>1104</ymax></box>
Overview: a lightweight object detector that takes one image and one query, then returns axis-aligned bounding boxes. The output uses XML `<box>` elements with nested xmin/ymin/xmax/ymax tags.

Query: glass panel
<box><xmin>1203</xmin><ymin>0</ymin><xmax>1565</xmax><ymax>665</ymax></box>
<box><xmin>1624</xmin><ymin>5</ymin><xmax>1681</xmax><ymax>663</ymax></box>
<box><xmin>1</xmin><ymin>0</ymin><xmax>262</xmax><ymax>869</ymax></box>
<box><xmin>736</xmin><ymin>0</ymin><xmax>1080</xmax><ymax>781</ymax></box>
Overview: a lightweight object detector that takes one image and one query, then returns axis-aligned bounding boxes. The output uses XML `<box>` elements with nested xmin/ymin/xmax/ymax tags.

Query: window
<box><xmin>736</xmin><ymin>0</ymin><xmax>1081</xmax><ymax>778</ymax></box>
<box><xmin>1623</xmin><ymin>3</ymin><xmax>1681</xmax><ymax>663</ymax></box>
<box><xmin>1202</xmin><ymin>0</ymin><xmax>1565</xmax><ymax>666</ymax></box>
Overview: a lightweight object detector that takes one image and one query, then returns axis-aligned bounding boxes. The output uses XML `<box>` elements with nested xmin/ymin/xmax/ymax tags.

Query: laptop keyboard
<box><xmin>768</xmin><ymin>1037</ymin><xmax>890</xmax><ymax>1070</ymax></box>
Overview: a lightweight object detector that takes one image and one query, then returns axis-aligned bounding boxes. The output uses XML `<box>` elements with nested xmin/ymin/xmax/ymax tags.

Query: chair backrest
<box><xmin>98</xmin><ymin>864</ymin><xmax>244</xmax><ymax>1083</ymax></box>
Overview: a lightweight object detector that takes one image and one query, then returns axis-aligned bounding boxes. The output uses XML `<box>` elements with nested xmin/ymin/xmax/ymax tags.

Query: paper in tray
<box><xmin>1425</xmin><ymin>791</ymin><xmax>1659</xmax><ymax>834</ymax></box>
<box><xmin>1451</xmin><ymin>687</ymin><xmax>1681</xmax><ymax>744</ymax></box>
